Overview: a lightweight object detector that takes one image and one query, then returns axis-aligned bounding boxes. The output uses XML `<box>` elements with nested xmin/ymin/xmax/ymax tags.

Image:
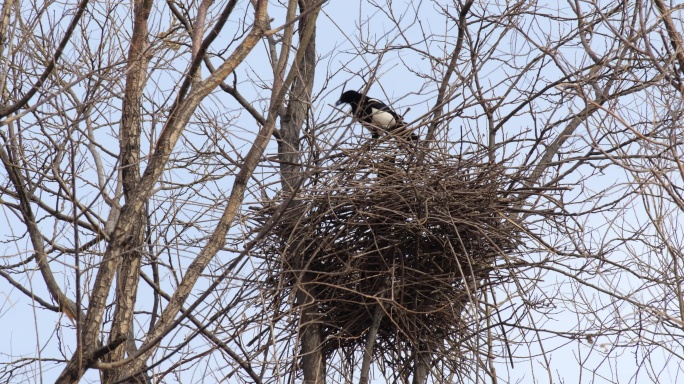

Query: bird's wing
<box><xmin>362</xmin><ymin>98</ymin><xmax>403</xmax><ymax>128</ymax></box>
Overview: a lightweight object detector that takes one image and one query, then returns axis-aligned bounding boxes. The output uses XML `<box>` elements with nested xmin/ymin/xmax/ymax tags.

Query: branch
<box><xmin>173</xmin><ymin>0</ymin><xmax>239</xmax><ymax>107</ymax></box>
<box><xmin>55</xmin><ymin>337</ymin><xmax>126</xmax><ymax>383</ymax></box>
<box><xmin>0</xmin><ymin>0</ymin><xmax>90</xmax><ymax>118</ymax></box>
<box><xmin>653</xmin><ymin>0</ymin><xmax>684</xmax><ymax>77</ymax></box>
<box><xmin>424</xmin><ymin>0</ymin><xmax>474</xmax><ymax>141</ymax></box>
<box><xmin>359</xmin><ymin>300</ymin><xmax>385</xmax><ymax>384</ymax></box>
<box><xmin>0</xmin><ymin>134</ymin><xmax>80</xmax><ymax>323</ymax></box>
<box><xmin>0</xmin><ymin>269</ymin><xmax>60</xmax><ymax>312</ymax></box>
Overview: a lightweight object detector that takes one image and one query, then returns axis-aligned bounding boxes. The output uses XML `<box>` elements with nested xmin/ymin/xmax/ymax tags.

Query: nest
<box><xmin>252</xmin><ymin>138</ymin><xmax>528</xmax><ymax>372</ymax></box>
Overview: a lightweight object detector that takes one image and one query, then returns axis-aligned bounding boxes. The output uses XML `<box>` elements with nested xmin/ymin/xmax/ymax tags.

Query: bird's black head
<box><xmin>336</xmin><ymin>90</ymin><xmax>362</xmax><ymax>106</ymax></box>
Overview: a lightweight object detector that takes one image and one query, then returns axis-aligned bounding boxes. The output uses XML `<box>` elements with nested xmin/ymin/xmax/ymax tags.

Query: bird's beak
<box><xmin>335</xmin><ymin>100</ymin><xmax>343</xmax><ymax>106</ymax></box>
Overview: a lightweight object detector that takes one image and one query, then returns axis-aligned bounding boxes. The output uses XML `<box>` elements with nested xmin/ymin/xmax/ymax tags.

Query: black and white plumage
<box><xmin>336</xmin><ymin>90</ymin><xmax>418</xmax><ymax>141</ymax></box>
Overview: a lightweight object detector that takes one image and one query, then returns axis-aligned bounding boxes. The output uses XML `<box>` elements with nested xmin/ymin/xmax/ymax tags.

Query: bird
<box><xmin>336</xmin><ymin>90</ymin><xmax>418</xmax><ymax>141</ymax></box>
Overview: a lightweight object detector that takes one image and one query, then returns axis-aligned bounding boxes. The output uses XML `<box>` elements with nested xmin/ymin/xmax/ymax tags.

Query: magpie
<box><xmin>336</xmin><ymin>90</ymin><xmax>418</xmax><ymax>141</ymax></box>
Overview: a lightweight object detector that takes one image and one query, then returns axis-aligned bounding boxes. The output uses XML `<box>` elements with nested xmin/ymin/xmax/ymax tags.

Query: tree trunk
<box><xmin>101</xmin><ymin>0</ymin><xmax>152</xmax><ymax>382</ymax></box>
<box><xmin>277</xmin><ymin>1</ymin><xmax>324</xmax><ymax>382</ymax></box>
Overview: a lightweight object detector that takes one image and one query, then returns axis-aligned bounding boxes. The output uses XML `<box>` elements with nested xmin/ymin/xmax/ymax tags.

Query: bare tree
<box><xmin>1</xmin><ymin>0</ymin><xmax>684</xmax><ymax>383</ymax></box>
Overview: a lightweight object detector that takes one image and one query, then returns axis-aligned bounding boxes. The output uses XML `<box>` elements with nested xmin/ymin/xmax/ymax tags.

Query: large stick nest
<box><xmin>252</xmin><ymin>139</ymin><xmax>531</xmax><ymax>363</ymax></box>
